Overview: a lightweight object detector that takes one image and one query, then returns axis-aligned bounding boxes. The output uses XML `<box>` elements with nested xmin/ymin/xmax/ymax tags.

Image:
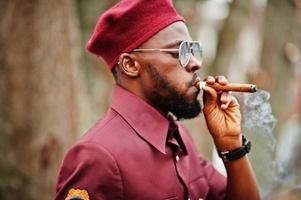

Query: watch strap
<box><xmin>218</xmin><ymin>135</ymin><xmax>251</xmax><ymax>161</ymax></box>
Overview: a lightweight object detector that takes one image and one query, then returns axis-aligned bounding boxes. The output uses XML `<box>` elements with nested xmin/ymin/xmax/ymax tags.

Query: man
<box><xmin>55</xmin><ymin>0</ymin><xmax>260</xmax><ymax>199</ymax></box>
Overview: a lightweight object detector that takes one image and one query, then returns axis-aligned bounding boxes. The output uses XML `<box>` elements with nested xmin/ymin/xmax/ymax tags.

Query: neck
<box><xmin>117</xmin><ymin>82</ymin><xmax>169</xmax><ymax>119</ymax></box>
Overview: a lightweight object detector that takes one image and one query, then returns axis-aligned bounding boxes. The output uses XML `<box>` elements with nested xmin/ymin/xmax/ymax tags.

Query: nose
<box><xmin>185</xmin><ymin>55</ymin><xmax>202</xmax><ymax>72</ymax></box>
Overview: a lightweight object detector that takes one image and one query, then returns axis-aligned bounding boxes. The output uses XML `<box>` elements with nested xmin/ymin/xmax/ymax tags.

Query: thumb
<box><xmin>202</xmin><ymin>86</ymin><xmax>218</xmax><ymax>108</ymax></box>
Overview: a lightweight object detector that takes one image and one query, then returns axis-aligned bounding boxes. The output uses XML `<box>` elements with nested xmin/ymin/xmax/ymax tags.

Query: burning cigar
<box><xmin>195</xmin><ymin>79</ymin><xmax>257</xmax><ymax>93</ymax></box>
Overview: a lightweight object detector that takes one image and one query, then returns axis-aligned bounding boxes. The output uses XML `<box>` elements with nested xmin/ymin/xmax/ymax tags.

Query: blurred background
<box><xmin>0</xmin><ymin>0</ymin><xmax>300</xmax><ymax>199</ymax></box>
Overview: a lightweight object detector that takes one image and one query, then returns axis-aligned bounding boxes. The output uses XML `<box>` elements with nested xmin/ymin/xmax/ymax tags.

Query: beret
<box><xmin>86</xmin><ymin>0</ymin><xmax>184</xmax><ymax>70</ymax></box>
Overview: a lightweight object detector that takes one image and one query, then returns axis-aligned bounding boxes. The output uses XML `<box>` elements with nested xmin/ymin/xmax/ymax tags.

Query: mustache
<box><xmin>190</xmin><ymin>73</ymin><xmax>201</xmax><ymax>87</ymax></box>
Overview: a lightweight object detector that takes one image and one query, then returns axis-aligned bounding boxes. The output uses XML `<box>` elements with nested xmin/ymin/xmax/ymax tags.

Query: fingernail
<box><xmin>208</xmin><ymin>76</ymin><xmax>214</xmax><ymax>81</ymax></box>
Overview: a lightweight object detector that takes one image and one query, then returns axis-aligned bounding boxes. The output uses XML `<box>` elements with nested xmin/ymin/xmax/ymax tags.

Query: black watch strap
<box><xmin>218</xmin><ymin>135</ymin><xmax>251</xmax><ymax>161</ymax></box>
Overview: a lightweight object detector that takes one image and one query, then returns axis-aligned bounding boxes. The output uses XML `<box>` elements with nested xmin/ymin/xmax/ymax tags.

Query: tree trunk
<box><xmin>210</xmin><ymin>0</ymin><xmax>252</xmax><ymax>76</ymax></box>
<box><xmin>0</xmin><ymin>1</ymin><xmax>81</xmax><ymax>199</ymax></box>
<box><xmin>259</xmin><ymin>0</ymin><xmax>301</xmax><ymax>199</ymax></box>
<box><xmin>260</xmin><ymin>0</ymin><xmax>300</xmax><ymax>122</ymax></box>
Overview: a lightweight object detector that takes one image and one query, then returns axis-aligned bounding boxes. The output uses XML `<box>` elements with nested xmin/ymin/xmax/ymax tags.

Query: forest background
<box><xmin>0</xmin><ymin>0</ymin><xmax>301</xmax><ymax>199</ymax></box>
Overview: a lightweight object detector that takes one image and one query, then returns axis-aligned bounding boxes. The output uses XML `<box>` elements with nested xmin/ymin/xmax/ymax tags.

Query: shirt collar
<box><xmin>167</xmin><ymin>117</ymin><xmax>188</xmax><ymax>155</ymax></box>
<box><xmin>110</xmin><ymin>84</ymin><xmax>170</xmax><ymax>154</ymax></box>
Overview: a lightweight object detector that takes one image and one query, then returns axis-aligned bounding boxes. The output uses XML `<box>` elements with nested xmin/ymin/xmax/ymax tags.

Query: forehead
<box><xmin>140</xmin><ymin>21</ymin><xmax>192</xmax><ymax>48</ymax></box>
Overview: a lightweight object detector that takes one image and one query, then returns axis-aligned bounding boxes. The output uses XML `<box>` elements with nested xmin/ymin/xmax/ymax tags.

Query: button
<box><xmin>175</xmin><ymin>155</ymin><xmax>179</xmax><ymax>162</ymax></box>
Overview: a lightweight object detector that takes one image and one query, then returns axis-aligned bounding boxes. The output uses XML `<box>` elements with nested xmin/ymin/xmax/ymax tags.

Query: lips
<box><xmin>191</xmin><ymin>73</ymin><xmax>201</xmax><ymax>88</ymax></box>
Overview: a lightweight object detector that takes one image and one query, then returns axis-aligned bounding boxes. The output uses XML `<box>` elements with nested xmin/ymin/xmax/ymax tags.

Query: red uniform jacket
<box><xmin>55</xmin><ymin>85</ymin><xmax>226</xmax><ymax>200</ymax></box>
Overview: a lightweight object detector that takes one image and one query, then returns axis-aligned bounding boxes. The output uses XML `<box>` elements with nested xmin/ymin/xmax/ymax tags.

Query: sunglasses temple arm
<box><xmin>133</xmin><ymin>48</ymin><xmax>179</xmax><ymax>52</ymax></box>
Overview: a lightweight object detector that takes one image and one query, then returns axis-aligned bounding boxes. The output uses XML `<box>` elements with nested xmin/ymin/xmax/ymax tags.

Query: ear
<box><xmin>118</xmin><ymin>53</ymin><xmax>140</xmax><ymax>78</ymax></box>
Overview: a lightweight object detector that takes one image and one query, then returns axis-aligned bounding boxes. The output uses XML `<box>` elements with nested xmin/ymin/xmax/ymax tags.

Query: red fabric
<box><xmin>86</xmin><ymin>0</ymin><xmax>184</xmax><ymax>70</ymax></box>
<box><xmin>55</xmin><ymin>85</ymin><xmax>227</xmax><ymax>200</ymax></box>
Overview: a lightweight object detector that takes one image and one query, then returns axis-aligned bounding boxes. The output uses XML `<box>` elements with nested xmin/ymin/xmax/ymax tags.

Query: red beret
<box><xmin>86</xmin><ymin>0</ymin><xmax>185</xmax><ymax>70</ymax></box>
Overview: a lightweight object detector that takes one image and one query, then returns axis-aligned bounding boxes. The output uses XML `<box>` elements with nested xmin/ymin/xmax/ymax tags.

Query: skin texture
<box><xmin>142</xmin><ymin>63</ymin><xmax>202</xmax><ymax>120</ymax></box>
<box><xmin>115</xmin><ymin>21</ymin><xmax>260</xmax><ymax>200</ymax></box>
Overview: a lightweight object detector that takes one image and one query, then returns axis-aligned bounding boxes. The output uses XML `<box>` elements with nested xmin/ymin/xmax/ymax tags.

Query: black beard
<box><xmin>144</xmin><ymin>64</ymin><xmax>202</xmax><ymax>120</ymax></box>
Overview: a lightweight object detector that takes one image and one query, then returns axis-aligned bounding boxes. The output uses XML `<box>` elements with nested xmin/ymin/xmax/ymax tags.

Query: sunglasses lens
<box><xmin>179</xmin><ymin>42</ymin><xmax>202</xmax><ymax>67</ymax></box>
<box><xmin>191</xmin><ymin>43</ymin><xmax>202</xmax><ymax>64</ymax></box>
<box><xmin>179</xmin><ymin>42</ymin><xmax>190</xmax><ymax>67</ymax></box>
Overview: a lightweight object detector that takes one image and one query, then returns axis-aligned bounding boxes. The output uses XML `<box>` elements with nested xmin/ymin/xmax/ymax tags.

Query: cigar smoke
<box><xmin>235</xmin><ymin>90</ymin><xmax>277</xmax><ymax>198</ymax></box>
<box><xmin>273</xmin><ymin>115</ymin><xmax>301</xmax><ymax>198</ymax></box>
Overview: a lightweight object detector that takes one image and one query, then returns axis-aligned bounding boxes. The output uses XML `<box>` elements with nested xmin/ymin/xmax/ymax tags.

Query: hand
<box><xmin>202</xmin><ymin>76</ymin><xmax>242</xmax><ymax>151</ymax></box>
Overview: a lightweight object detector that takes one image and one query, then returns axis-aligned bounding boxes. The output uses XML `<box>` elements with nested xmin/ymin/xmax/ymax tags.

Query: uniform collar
<box><xmin>110</xmin><ymin>84</ymin><xmax>170</xmax><ymax>154</ymax></box>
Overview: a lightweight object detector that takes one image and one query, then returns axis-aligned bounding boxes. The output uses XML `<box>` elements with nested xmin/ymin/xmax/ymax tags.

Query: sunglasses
<box><xmin>133</xmin><ymin>41</ymin><xmax>202</xmax><ymax>68</ymax></box>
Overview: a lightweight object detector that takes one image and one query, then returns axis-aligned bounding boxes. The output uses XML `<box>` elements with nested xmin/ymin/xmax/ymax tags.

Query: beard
<box><xmin>144</xmin><ymin>64</ymin><xmax>202</xmax><ymax>120</ymax></box>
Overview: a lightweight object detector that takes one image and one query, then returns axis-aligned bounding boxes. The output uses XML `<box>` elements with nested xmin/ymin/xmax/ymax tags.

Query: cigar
<box><xmin>195</xmin><ymin>81</ymin><xmax>257</xmax><ymax>93</ymax></box>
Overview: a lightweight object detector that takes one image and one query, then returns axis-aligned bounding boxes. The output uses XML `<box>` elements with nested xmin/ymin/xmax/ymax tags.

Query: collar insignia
<box><xmin>65</xmin><ymin>188</ymin><xmax>90</xmax><ymax>200</ymax></box>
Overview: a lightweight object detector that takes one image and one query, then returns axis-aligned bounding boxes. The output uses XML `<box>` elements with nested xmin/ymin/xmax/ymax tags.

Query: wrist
<box><xmin>214</xmin><ymin>134</ymin><xmax>242</xmax><ymax>152</ymax></box>
<box><xmin>217</xmin><ymin>135</ymin><xmax>252</xmax><ymax>161</ymax></box>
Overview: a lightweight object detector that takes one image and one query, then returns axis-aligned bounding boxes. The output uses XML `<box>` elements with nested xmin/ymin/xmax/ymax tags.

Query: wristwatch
<box><xmin>218</xmin><ymin>135</ymin><xmax>251</xmax><ymax>161</ymax></box>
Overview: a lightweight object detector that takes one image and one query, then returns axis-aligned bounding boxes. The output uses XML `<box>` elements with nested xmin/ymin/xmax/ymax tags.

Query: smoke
<box><xmin>235</xmin><ymin>89</ymin><xmax>278</xmax><ymax>199</ymax></box>
<box><xmin>238</xmin><ymin>90</ymin><xmax>277</xmax><ymax>149</ymax></box>
<box><xmin>272</xmin><ymin>115</ymin><xmax>301</xmax><ymax>199</ymax></box>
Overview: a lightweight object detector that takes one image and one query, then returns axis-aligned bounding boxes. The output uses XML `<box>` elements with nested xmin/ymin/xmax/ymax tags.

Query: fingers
<box><xmin>203</xmin><ymin>75</ymin><xmax>235</xmax><ymax>109</ymax></box>
<box><xmin>203</xmin><ymin>75</ymin><xmax>223</xmax><ymax>105</ymax></box>
<box><xmin>204</xmin><ymin>75</ymin><xmax>228</xmax><ymax>85</ymax></box>
<box><xmin>204</xmin><ymin>76</ymin><xmax>215</xmax><ymax>85</ymax></box>
<box><xmin>220</xmin><ymin>92</ymin><xmax>238</xmax><ymax>110</ymax></box>
<box><xmin>215</xmin><ymin>75</ymin><xmax>228</xmax><ymax>85</ymax></box>
<box><xmin>220</xmin><ymin>92</ymin><xmax>231</xmax><ymax>110</ymax></box>
<box><xmin>204</xmin><ymin>90</ymin><xmax>239</xmax><ymax>110</ymax></box>
<box><xmin>203</xmin><ymin>85</ymin><xmax>217</xmax><ymax>102</ymax></box>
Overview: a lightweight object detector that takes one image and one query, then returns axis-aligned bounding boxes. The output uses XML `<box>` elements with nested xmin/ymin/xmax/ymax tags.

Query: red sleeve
<box><xmin>200</xmin><ymin>157</ymin><xmax>227</xmax><ymax>200</ymax></box>
<box><xmin>55</xmin><ymin>142</ymin><xmax>123</xmax><ymax>200</ymax></box>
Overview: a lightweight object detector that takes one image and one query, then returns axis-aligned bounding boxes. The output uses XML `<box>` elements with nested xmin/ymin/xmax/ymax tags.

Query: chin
<box><xmin>186</xmin><ymin>87</ymin><xmax>200</xmax><ymax>102</ymax></box>
<box><xmin>170</xmin><ymin>98</ymin><xmax>202</xmax><ymax>120</ymax></box>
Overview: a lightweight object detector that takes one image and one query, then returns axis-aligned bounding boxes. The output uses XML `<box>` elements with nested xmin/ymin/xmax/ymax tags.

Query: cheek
<box><xmin>168</xmin><ymin>68</ymin><xmax>192</xmax><ymax>90</ymax></box>
<box><xmin>169</xmin><ymin>70</ymin><xmax>198</xmax><ymax>100</ymax></box>
<box><xmin>153</xmin><ymin>53</ymin><xmax>181</xmax><ymax>70</ymax></box>
<box><xmin>140</xmin><ymin>54</ymin><xmax>192</xmax><ymax>91</ymax></box>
